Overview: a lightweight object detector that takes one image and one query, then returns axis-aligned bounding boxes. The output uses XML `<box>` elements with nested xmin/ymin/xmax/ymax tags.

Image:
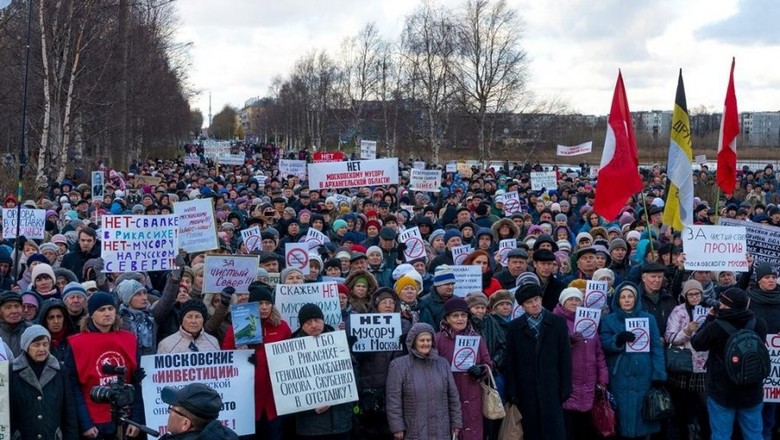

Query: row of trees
<box><xmin>241</xmin><ymin>0</ymin><xmax>561</xmax><ymax>163</ymax></box>
<box><xmin>0</xmin><ymin>0</ymin><xmax>192</xmax><ymax>190</ymax></box>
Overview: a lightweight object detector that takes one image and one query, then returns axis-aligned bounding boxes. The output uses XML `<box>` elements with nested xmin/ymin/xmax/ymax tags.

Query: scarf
<box><xmin>527</xmin><ymin>310</ymin><xmax>544</xmax><ymax>339</ymax></box>
<box><xmin>119</xmin><ymin>304</ymin><xmax>155</xmax><ymax>351</ymax></box>
<box><xmin>400</xmin><ymin>302</ymin><xmax>419</xmax><ymax>324</ymax></box>
<box><xmin>49</xmin><ymin>327</ymin><xmax>68</xmax><ymax>349</ymax></box>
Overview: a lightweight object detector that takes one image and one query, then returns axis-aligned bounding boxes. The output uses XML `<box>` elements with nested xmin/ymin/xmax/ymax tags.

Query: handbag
<box><xmin>480</xmin><ymin>366</ymin><xmax>506</xmax><ymax>420</ymax></box>
<box><xmin>591</xmin><ymin>384</ymin><xmax>617</xmax><ymax>437</ymax></box>
<box><xmin>665</xmin><ymin>342</ymin><xmax>693</xmax><ymax>373</ymax></box>
<box><xmin>642</xmin><ymin>386</ymin><xmax>674</xmax><ymax>421</ymax></box>
<box><xmin>498</xmin><ymin>403</ymin><xmax>523</xmax><ymax>440</ymax></box>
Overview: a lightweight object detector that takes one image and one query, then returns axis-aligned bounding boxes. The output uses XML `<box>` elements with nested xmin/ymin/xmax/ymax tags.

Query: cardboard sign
<box><xmin>530</xmin><ymin>171</ymin><xmax>557</xmax><ymax>191</ymax></box>
<box><xmin>412</xmin><ymin>161</ymin><xmax>426</xmax><ymax>170</ymax></box>
<box><xmin>502</xmin><ymin>191</ymin><xmax>522</xmax><ymax>215</ymax></box>
<box><xmin>231</xmin><ymin>302</ymin><xmax>262</xmax><ymax>345</ymax></box>
<box><xmin>265</xmin><ymin>331</ymin><xmax>358</xmax><ymax>415</ymax></box>
<box><xmin>450</xmin><ymin>265</ymin><xmax>483</xmax><ymax>297</ymax></box>
<box><xmin>101</xmin><ymin>215</ymin><xmax>178</xmax><ymax>272</ymax></box>
<box><xmin>556</xmin><ymin>141</ymin><xmax>593</xmax><ymax>157</ymax></box>
<box><xmin>719</xmin><ymin>218</ymin><xmax>780</xmax><ymax>269</ymax></box>
<box><xmin>175</xmin><ymin>198</ymin><xmax>219</xmax><ymax>253</ymax></box>
<box><xmin>409</xmin><ymin>169</ymin><xmax>441</xmax><ymax>192</ymax></box>
<box><xmin>2</xmin><ymin>208</ymin><xmax>45</xmax><ymax>239</ymax></box>
<box><xmin>312</xmin><ymin>151</ymin><xmax>345</xmax><ymax>163</ymax></box>
<box><xmin>451</xmin><ymin>335</ymin><xmax>481</xmax><ymax>372</ymax></box>
<box><xmin>625</xmin><ymin>317</ymin><xmax>650</xmax><ymax>353</ymax></box>
<box><xmin>497</xmin><ymin>239</ymin><xmax>516</xmax><ymax>267</ymax></box>
<box><xmin>584</xmin><ymin>280</ymin><xmax>609</xmax><ymax>309</ymax></box>
<box><xmin>683</xmin><ymin>225</ymin><xmax>748</xmax><ymax>272</ymax></box>
<box><xmin>694</xmin><ymin>154</ymin><xmax>707</xmax><ymax>164</ymax></box>
<box><xmin>693</xmin><ymin>306</ymin><xmax>709</xmax><ymax>324</ymax></box>
<box><xmin>204</xmin><ymin>255</ymin><xmax>259</xmax><ymax>294</ymax></box>
<box><xmin>275</xmin><ymin>282</ymin><xmax>341</xmax><ymax>329</ymax></box>
<box><xmin>92</xmin><ymin>171</ymin><xmax>104</xmax><ymax>199</ymax></box>
<box><xmin>574</xmin><ymin>307</ymin><xmax>602</xmax><ymax>339</ymax></box>
<box><xmin>279</xmin><ymin>159</ymin><xmax>307</xmax><ymax>179</ymax></box>
<box><xmin>349</xmin><ymin>313</ymin><xmax>402</xmax><ymax>352</ymax></box>
<box><xmin>446</xmin><ymin>162</ymin><xmax>457</xmax><ymax>173</ymax></box>
<box><xmin>764</xmin><ymin>335</ymin><xmax>780</xmax><ymax>402</ymax></box>
<box><xmin>141</xmin><ymin>351</ymin><xmax>255</xmax><ymax>437</ymax></box>
<box><xmin>305</xmin><ymin>228</ymin><xmax>330</xmax><ymax>250</ymax></box>
<box><xmin>308</xmin><ymin>158</ymin><xmax>398</xmax><ymax>190</ymax></box>
<box><xmin>285</xmin><ymin>243</ymin><xmax>310</xmax><ymax>275</ymax></box>
<box><xmin>398</xmin><ymin>227</ymin><xmax>425</xmax><ymax>261</ymax></box>
<box><xmin>452</xmin><ymin>245</ymin><xmax>473</xmax><ymax>265</ymax></box>
<box><xmin>241</xmin><ymin>226</ymin><xmax>262</xmax><ymax>252</ymax></box>
<box><xmin>360</xmin><ymin>140</ymin><xmax>377</xmax><ymax>160</ymax></box>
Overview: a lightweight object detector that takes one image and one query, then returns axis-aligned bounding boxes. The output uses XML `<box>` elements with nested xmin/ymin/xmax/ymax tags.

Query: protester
<box><xmin>160</xmin><ymin>383</ymin><xmax>239</xmax><ymax>439</ymax></box>
<box><xmin>157</xmin><ymin>299</ymin><xmax>220</xmax><ymax>353</ymax></box>
<box><xmin>0</xmin><ymin>291</ymin><xmax>31</xmax><ymax>356</ymax></box>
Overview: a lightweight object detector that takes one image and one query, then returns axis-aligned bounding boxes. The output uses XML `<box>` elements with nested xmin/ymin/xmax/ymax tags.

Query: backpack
<box><xmin>716</xmin><ymin>317</ymin><xmax>770</xmax><ymax>385</ymax></box>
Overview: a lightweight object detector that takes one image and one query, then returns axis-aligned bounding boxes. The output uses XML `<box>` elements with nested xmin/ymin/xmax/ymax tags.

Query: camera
<box><xmin>90</xmin><ymin>365</ymin><xmax>135</xmax><ymax>408</ymax></box>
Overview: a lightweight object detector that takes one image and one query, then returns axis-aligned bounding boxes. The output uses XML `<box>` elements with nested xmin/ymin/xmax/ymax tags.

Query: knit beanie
<box><xmin>180</xmin><ymin>299</ymin><xmax>208</xmax><ymax>323</ymax></box>
<box><xmin>428</xmin><ymin>229</ymin><xmax>445</xmax><ymax>245</ymax></box>
<box><xmin>556</xmin><ymin>240</ymin><xmax>572</xmax><ymax>253</ymax></box>
<box><xmin>21</xmin><ymin>292</ymin><xmax>39</xmax><ymax>308</ymax></box>
<box><xmin>609</xmin><ymin>238</ymin><xmax>628</xmax><ymax>252</ymax></box>
<box><xmin>332</xmin><ymin>219</ymin><xmax>348</xmax><ymax>233</ymax></box>
<box><xmin>248</xmin><ymin>284</ymin><xmax>274</xmax><ymax>304</ymax></box>
<box><xmin>681</xmin><ymin>279</ymin><xmax>704</xmax><ymax>297</ymax></box>
<box><xmin>62</xmin><ymin>281</ymin><xmax>87</xmax><ymax>302</ymax></box>
<box><xmin>87</xmin><ymin>292</ymin><xmax>115</xmax><ymax>315</ymax></box>
<box><xmin>568</xmin><ymin>278</ymin><xmax>587</xmax><ymax>290</ymax></box>
<box><xmin>720</xmin><ymin>287</ymin><xmax>750</xmax><ymax>310</ymax></box>
<box><xmin>558</xmin><ymin>287</ymin><xmax>583</xmax><ymax>305</ymax></box>
<box><xmin>298</xmin><ymin>303</ymin><xmax>324</xmax><ymax>326</ymax></box>
<box><xmin>433</xmin><ymin>265</ymin><xmax>456</xmax><ymax>286</ymax></box>
<box><xmin>280</xmin><ymin>267</ymin><xmax>303</xmax><ymax>284</ymax></box>
<box><xmin>324</xmin><ymin>258</ymin><xmax>342</xmax><ymax>271</ymax></box>
<box><xmin>515</xmin><ymin>271</ymin><xmax>540</xmax><ymax>288</ymax></box>
<box><xmin>116</xmin><ymin>279</ymin><xmax>145</xmax><ymax>305</ymax></box>
<box><xmin>337</xmin><ymin>283</ymin><xmax>350</xmax><ymax>297</ymax></box>
<box><xmin>39</xmin><ymin>242</ymin><xmax>59</xmax><ymax>254</ymax></box>
<box><xmin>366</xmin><ymin>246</ymin><xmax>383</xmax><ymax>257</ymax></box>
<box><xmin>443</xmin><ymin>229</ymin><xmax>461</xmax><ymax>244</ymax></box>
<box><xmin>555</xmin><ymin>213</ymin><xmax>567</xmax><ymax>222</ymax></box>
<box><xmin>593</xmin><ymin>268</ymin><xmax>615</xmax><ymax>282</ymax></box>
<box><xmin>394</xmin><ymin>274</ymin><xmax>420</xmax><ymax>295</ymax></box>
<box><xmin>373</xmin><ymin>287</ymin><xmax>396</xmax><ymax>306</ymax></box>
<box><xmin>31</xmin><ymin>263</ymin><xmax>55</xmax><ymax>282</ymax></box>
<box><xmin>20</xmin><ymin>324</ymin><xmax>50</xmax><ymax>352</ymax></box>
<box><xmin>466</xmin><ymin>292</ymin><xmax>489</xmax><ymax>309</ymax></box>
<box><xmin>488</xmin><ymin>290</ymin><xmax>513</xmax><ymax>310</ymax></box>
<box><xmin>755</xmin><ymin>263</ymin><xmax>776</xmax><ymax>281</ymax></box>
<box><xmin>27</xmin><ymin>253</ymin><xmax>49</xmax><ymax>267</ymax></box>
<box><xmin>575</xmin><ymin>232</ymin><xmax>593</xmax><ymax>244</ymax></box>
<box><xmin>443</xmin><ymin>297</ymin><xmax>469</xmax><ymax>317</ymax></box>
<box><xmin>626</xmin><ymin>230</ymin><xmax>641</xmax><ymax>242</ymax></box>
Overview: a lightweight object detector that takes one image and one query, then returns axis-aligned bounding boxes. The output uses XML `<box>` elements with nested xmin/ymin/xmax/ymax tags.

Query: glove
<box><xmin>396</xmin><ymin>243</ymin><xmax>406</xmax><ymax>254</ymax></box>
<box><xmin>467</xmin><ymin>365</ymin><xmax>486</xmax><ymax>379</ymax></box>
<box><xmin>16</xmin><ymin>236</ymin><xmax>26</xmax><ymax>251</ymax></box>
<box><xmin>570</xmin><ymin>332</ymin><xmax>585</xmax><ymax>343</ymax></box>
<box><xmin>652</xmin><ymin>380</ymin><xmax>666</xmax><ymax>388</ymax></box>
<box><xmin>248</xmin><ymin>353</ymin><xmax>257</xmax><ymax>365</ymax></box>
<box><xmin>615</xmin><ymin>331</ymin><xmax>636</xmax><ymax>345</ymax></box>
<box><xmin>131</xmin><ymin>367</ymin><xmax>146</xmax><ymax>384</ymax></box>
<box><xmin>220</xmin><ymin>286</ymin><xmax>236</xmax><ymax>307</ymax></box>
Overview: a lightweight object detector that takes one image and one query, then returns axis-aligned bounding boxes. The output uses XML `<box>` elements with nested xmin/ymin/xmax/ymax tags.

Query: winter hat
<box><xmin>87</xmin><ymin>292</ymin><xmax>115</xmax><ymax>315</ymax></box>
<box><xmin>39</xmin><ymin>243</ymin><xmax>59</xmax><ymax>254</ymax></box>
<box><xmin>626</xmin><ymin>230</ymin><xmax>641</xmax><ymax>242</ymax></box>
<box><xmin>433</xmin><ymin>265</ymin><xmax>456</xmax><ymax>286</ymax></box>
<box><xmin>755</xmin><ymin>263</ymin><xmax>776</xmax><ymax>281</ymax></box>
<box><xmin>515</xmin><ymin>282</ymin><xmax>543</xmax><ymax>304</ymax></box>
<box><xmin>373</xmin><ymin>287</ymin><xmax>396</xmax><ymax>306</ymax></box>
<box><xmin>558</xmin><ymin>287</ymin><xmax>583</xmax><ymax>305</ymax></box>
<box><xmin>532</xmin><ymin>249</ymin><xmax>556</xmax><ymax>262</ymax></box>
<box><xmin>609</xmin><ymin>238</ymin><xmax>628</xmax><ymax>252</ymax></box>
<box><xmin>394</xmin><ymin>274</ymin><xmax>420</xmax><ymax>295</ymax></box>
<box><xmin>280</xmin><ymin>267</ymin><xmax>304</xmax><ymax>284</ymax></box>
<box><xmin>720</xmin><ymin>287</ymin><xmax>750</xmax><ymax>310</ymax></box>
<box><xmin>298</xmin><ymin>303</ymin><xmax>324</xmax><ymax>326</ymax></box>
<box><xmin>21</xmin><ymin>292</ymin><xmax>39</xmax><ymax>308</ymax></box>
<box><xmin>556</xmin><ymin>240</ymin><xmax>572</xmax><ymax>253</ymax></box>
<box><xmin>50</xmin><ymin>234</ymin><xmax>68</xmax><ymax>246</ymax></box>
<box><xmin>681</xmin><ymin>279</ymin><xmax>704</xmax><ymax>298</ymax></box>
<box><xmin>332</xmin><ymin>219</ymin><xmax>348</xmax><ymax>233</ymax></box>
<box><xmin>428</xmin><ymin>229</ymin><xmax>445</xmax><ymax>245</ymax></box>
<box><xmin>61</xmin><ymin>282</ymin><xmax>87</xmax><ymax>302</ymax></box>
<box><xmin>0</xmin><ymin>291</ymin><xmax>21</xmax><ymax>306</ymax></box>
<box><xmin>443</xmin><ymin>229</ymin><xmax>461</xmax><ymax>244</ymax></box>
<box><xmin>116</xmin><ymin>279</ymin><xmax>146</xmax><ymax>305</ymax></box>
<box><xmin>515</xmin><ymin>271</ymin><xmax>540</xmax><ymax>288</ymax></box>
<box><xmin>180</xmin><ymin>299</ymin><xmax>208</xmax><ymax>322</ymax></box>
<box><xmin>31</xmin><ymin>263</ymin><xmax>55</xmax><ymax>282</ymax></box>
<box><xmin>443</xmin><ymin>297</ymin><xmax>469</xmax><ymax>317</ymax></box>
<box><xmin>568</xmin><ymin>278</ymin><xmax>587</xmax><ymax>290</ymax></box>
<box><xmin>555</xmin><ymin>213</ymin><xmax>568</xmax><ymax>223</ymax></box>
<box><xmin>392</xmin><ymin>263</ymin><xmax>415</xmax><ymax>281</ymax></box>
<box><xmin>82</xmin><ymin>281</ymin><xmax>97</xmax><ymax>292</ymax></box>
<box><xmin>366</xmin><ymin>246</ymin><xmax>383</xmax><ymax>257</ymax></box>
<box><xmin>575</xmin><ymin>232</ymin><xmax>593</xmax><ymax>244</ymax></box>
<box><xmin>593</xmin><ymin>268</ymin><xmax>615</xmax><ymax>282</ymax></box>
<box><xmin>466</xmin><ymin>292</ymin><xmax>489</xmax><ymax>309</ymax></box>
<box><xmin>337</xmin><ymin>283</ymin><xmax>350</xmax><ymax>296</ymax></box>
<box><xmin>248</xmin><ymin>284</ymin><xmax>274</xmax><ymax>304</ymax></box>
<box><xmin>20</xmin><ymin>324</ymin><xmax>50</xmax><ymax>352</ymax></box>
<box><xmin>488</xmin><ymin>290</ymin><xmax>514</xmax><ymax>309</ymax></box>
<box><xmin>324</xmin><ymin>258</ymin><xmax>341</xmax><ymax>271</ymax></box>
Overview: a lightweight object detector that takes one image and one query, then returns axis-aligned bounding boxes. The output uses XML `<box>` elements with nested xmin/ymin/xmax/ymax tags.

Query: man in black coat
<box><xmin>60</xmin><ymin>227</ymin><xmax>101</xmax><ymax>282</ymax></box>
<box><xmin>532</xmin><ymin>249</ymin><xmax>567</xmax><ymax>312</ymax></box>
<box><xmin>638</xmin><ymin>262</ymin><xmax>677</xmax><ymax>336</ymax></box>
<box><xmin>494</xmin><ymin>248</ymin><xmax>529</xmax><ymax>290</ymax></box>
<box><xmin>503</xmin><ymin>283</ymin><xmax>572</xmax><ymax>440</ymax></box>
<box><xmin>691</xmin><ymin>287</ymin><xmax>768</xmax><ymax>440</ymax></box>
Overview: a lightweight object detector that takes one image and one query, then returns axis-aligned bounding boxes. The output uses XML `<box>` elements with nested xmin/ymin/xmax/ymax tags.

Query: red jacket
<box><xmin>223</xmin><ymin>317</ymin><xmax>292</xmax><ymax>421</ymax></box>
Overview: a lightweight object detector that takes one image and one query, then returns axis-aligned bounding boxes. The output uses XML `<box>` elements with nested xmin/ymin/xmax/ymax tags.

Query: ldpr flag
<box><xmin>662</xmin><ymin>69</ymin><xmax>694</xmax><ymax>231</ymax></box>
<box><xmin>716</xmin><ymin>58</ymin><xmax>739</xmax><ymax>195</ymax></box>
<box><xmin>593</xmin><ymin>71</ymin><xmax>643</xmax><ymax>221</ymax></box>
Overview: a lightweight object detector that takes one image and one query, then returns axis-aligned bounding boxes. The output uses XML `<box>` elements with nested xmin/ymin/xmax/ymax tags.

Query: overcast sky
<box><xmin>176</xmin><ymin>0</ymin><xmax>780</xmax><ymax>120</ymax></box>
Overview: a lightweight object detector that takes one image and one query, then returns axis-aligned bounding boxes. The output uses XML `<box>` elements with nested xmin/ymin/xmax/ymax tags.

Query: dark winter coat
<box><xmin>159</xmin><ymin>419</ymin><xmax>239</xmax><ymax>440</ymax></box>
<box><xmin>386</xmin><ymin>323</ymin><xmax>463</xmax><ymax>439</ymax></box>
<box><xmin>503</xmin><ymin>309</ymin><xmax>572</xmax><ymax>440</ymax></box>
<box><xmin>60</xmin><ymin>243</ymin><xmax>101</xmax><ymax>282</ymax></box>
<box><xmin>418</xmin><ymin>286</ymin><xmax>452</xmax><ymax>331</ymax></box>
<box><xmin>746</xmin><ymin>284</ymin><xmax>780</xmax><ymax>333</ymax></box>
<box><xmin>470</xmin><ymin>313</ymin><xmax>507</xmax><ymax>371</ymax></box>
<box><xmin>599</xmin><ymin>286</ymin><xmax>667</xmax><ymax>438</ymax></box>
<box><xmin>494</xmin><ymin>269</ymin><xmax>520</xmax><ymax>290</ymax></box>
<box><xmin>553</xmin><ymin>304</ymin><xmax>609</xmax><ymax>412</ymax></box>
<box><xmin>39</xmin><ymin>299</ymin><xmax>71</xmax><ymax>361</ymax></box>
<box><xmin>691</xmin><ymin>308</ymin><xmax>768</xmax><ymax>409</ymax></box>
<box><xmin>638</xmin><ymin>283</ymin><xmax>677</xmax><ymax>336</ymax></box>
<box><xmin>10</xmin><ymin>353</ymin><xmax>79</xmax><ymax>440</ymax></box>
<box><xmin>436</xmin><ymin>322</ymin><xmax>493</xmax><ymax>440</ymax></box>
<box><xmin>0</xmin><ymin>319</ymin><xmax>31</xmax><ymax>357</ymax></box>
<box><xmin>538</xmin><ymin>273</ymin><xmax>567</xmax><ymax>312</ymax></box>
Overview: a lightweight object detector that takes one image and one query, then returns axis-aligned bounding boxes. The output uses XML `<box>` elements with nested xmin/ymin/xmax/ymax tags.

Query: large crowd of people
<box><xmin>2</xmin><ymin>143</ymin><xmax>779</xmax><ymax>440</ymax></box>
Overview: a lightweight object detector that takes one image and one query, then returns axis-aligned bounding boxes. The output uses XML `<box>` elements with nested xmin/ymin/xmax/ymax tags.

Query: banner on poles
<box><xmin>141</xmin><ymin>351</ymin><xmax>255</xmax><ymax>437</ymax></box>
<box><xmin>175</xmin><ymin>199</ymin><xmax>219</xmax><ymax>253</ymax></box>
<box><xmin>308</xmin><ymin>158</ymin><xmax>398</xmax><ymax>190</ymax></box>
<box><xmin>101</xmin><ymin>215</ymin><xmax>178</xmax><ymax>272</ymax></box>
<box><xmin>556</xmin><ymin>141</ymin><xmax>592</xmax><ymax>157</ymax></box>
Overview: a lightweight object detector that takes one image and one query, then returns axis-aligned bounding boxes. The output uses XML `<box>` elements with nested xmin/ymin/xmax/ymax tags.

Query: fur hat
<box><xmin>466</xmin><ymin>292</ymin><xmax>489</xmax><ymax>309</ymax></box>
<box><xmin>488</xmin><ymin>290</ymin><xmax>514</xmax><ymax>310</ymax></box>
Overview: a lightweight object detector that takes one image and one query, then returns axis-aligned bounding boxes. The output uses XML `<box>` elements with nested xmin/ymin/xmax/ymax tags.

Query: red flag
<box><xmin>593</xmin><ymin>71</ymin><xmax>643</xmax><ymax>220</ymax></box>
<box><xmin>716</xmin><ymin>58</ymin><xmax>739</xmax><ymax>194</ymax></box>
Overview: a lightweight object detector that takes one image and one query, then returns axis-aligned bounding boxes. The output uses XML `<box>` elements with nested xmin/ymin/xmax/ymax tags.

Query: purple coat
<box><xmin>553</xmin><ymin>304</ymin><xmax>609</xmax><ymax>412</ymax></box>
<box><xmin>436</xmin><ymin>323</ymin><xmax>493</xmax><ymax>440</ymax></box>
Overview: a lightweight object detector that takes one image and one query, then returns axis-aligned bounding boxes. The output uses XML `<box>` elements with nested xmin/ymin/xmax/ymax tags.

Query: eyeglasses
<box><xmin>168</xmin><ymin>406</ymin><xmax>190</xmax><ymax>421</ymax></box>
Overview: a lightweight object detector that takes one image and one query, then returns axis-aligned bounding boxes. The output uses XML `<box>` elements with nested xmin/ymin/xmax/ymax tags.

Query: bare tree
<box><xmin>454</xmin><ymin>0</ymin><xmax>528</xmax><ymax>161</ymax></box>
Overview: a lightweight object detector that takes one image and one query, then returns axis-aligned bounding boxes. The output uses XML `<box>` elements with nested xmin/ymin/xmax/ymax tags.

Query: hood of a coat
<box><xmin>405</xmin><ymin>322</ymin><xmax>437</xmax><ymax>359</ymax></box>
<box><xmin>611</xmin><ymin>281</ymin><xmax>644</xmax><ymax>319</ymax></box>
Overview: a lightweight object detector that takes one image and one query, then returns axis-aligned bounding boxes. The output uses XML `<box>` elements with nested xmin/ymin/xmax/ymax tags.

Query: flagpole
<box><xmin>641</xmin><ymin>192</ymin><xmax>654</xmax><ymax>256</ymax></box>
<box><xmin>13</xmin><ymin>0</ymin><xmax>33</xmax><ymax>280</ymax></box>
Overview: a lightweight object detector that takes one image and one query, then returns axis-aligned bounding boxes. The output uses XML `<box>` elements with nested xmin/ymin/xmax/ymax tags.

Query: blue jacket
<box><xmin>599</xmin><ymin>282</ymin><xmax>667</xmax><ymax>438</ymax></box>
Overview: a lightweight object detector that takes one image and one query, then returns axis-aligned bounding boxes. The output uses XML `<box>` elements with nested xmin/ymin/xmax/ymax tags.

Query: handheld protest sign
<box><xmin>203</xmin><ymin>255</ymin><xmax>259</xmax><ymax>294</ymax></box>
<box><xmin>231</xmin><ymin>302</ymin><xmax>263</xmax><ymax>345</ymax></box>
<box><xmin>398</xmin><ymin>227</ymin><xmax>425</xmax><ymax>261</ymax></box>
<box><xmin>683</xmin><ymin>225</ymin><xmax>748</xmax><ymax>272</ymax></box>
<box><xmin>574</xmin><ymin>307</ymin><xmax>602</xmax><ymax>339</ymax></box>
<box><xmin>101</xmin><ymin>214</ymin><xmax>179</xmax><ymax>272</ymax></box>
<box><xmin>175</xmin><ymin>198</ymin><xmax>219</xmax><ymax>253</ymax></box>
<box><xmin>584</xmin><ymin>280</ymin><xmax>609</xmax><ymax>309</ymax></box>
<box><xmin>285</xmin><ymin>243</ymin><xmax>310</xmax><ymax>275</ymax></box>
<box><xmin>350</xmin><ymin>313</ymin><xmax>402</xmax><ymax>352</ymax></box>
<box><xmin>451</xmin><ymin>335</ymin><xmax>481</xmax><ymax>372</ymax></box>
<box><xmin>625</xmin><ymin>317</ymin><xmax>650</xmax><ymax>353</ymax></box>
